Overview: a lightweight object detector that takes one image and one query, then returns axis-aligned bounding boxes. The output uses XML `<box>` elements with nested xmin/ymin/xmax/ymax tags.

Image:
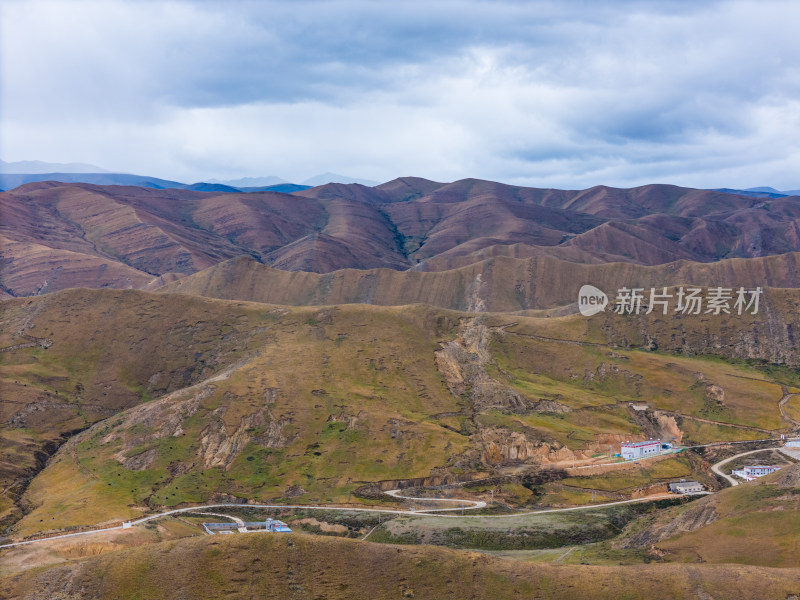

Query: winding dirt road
<box><xmin>384</xmin><ymin>488</ymin><xmax>487</xmax><ymax>512</ymax></box>
<box><xmin>778</xmin><ymin>392</ymin><xmax>800</xmax><ymax>427</ymax></box>
<box><xmin>710</xmin><ymin>448</ymin><xmax>779</xmax><ymax>486</ymax></box>
<box><xmin>0</xmin><ymin>492</ymin><xmax>706</xmax><ymax>550</ymax></box>
<box><xmin>6</xmin><ymin>441</ymin><xmax>782</xmax><ymax>551</ymax></box>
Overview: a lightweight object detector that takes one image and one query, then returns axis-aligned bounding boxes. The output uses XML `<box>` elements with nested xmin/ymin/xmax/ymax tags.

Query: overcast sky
<box><xmin>2</xmin><ymin>0</ymin><xmax>799</xmax><ymax>188</ymax></box>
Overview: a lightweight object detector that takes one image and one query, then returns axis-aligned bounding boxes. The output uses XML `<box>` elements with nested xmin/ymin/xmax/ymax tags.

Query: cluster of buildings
<box><xmin>202</xmin><ymin>518</ymin><xmax>292</xmax><ymax>535</ymax></box>
<box><xmin>731</xmin><ymin>465</ymin><xmax>782</xmax><ymax>482</ymax></box>
<box><xmin>617</xmin><ymin>439</ymin><xmax>706</xmax><ymax>494</ymax></box>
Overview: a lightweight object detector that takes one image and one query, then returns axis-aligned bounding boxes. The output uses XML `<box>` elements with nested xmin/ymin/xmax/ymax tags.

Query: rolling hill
<box><xmin>4</xmin><ymin>532</ymin><xmax>800</xmax><ymax>600</ymax></box>
<box><xmin>618</xmin><ymin>462</ymin><xmax>800</xmax><ymax>567</ymax></box>
<box><xmin>158</xmin><ymin>252</ymin><xmax>800</xmax><ymax>312</ymax></box>
<box><xmin>2</xmin><ymin>286</ymin><xmax>798</xmax><ymax>538</ymax></box>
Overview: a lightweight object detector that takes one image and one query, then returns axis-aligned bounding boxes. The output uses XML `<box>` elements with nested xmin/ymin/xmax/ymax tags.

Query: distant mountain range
<box><xmin>0</xmin><ymin>159</ymin><xmax>110</xmax><ymax>174</ymax></box>
<box><xmin>208</xmin><ymin>175</ymin><xmax>289</xmax><ymax>187</ymax></box>
<box><xmin>2</xmin><ymin>160</ymin><xmax>796</xmax><ymax>195</ymax></box>
<box><xmin>0</xmin><ymin>161</ymin><xmax>378</xmax><ymax>192</ymax></box>
<box><xmin>0</xmin><ymin>172</ymin><xmax>189</xmax><ymax>190</ymax></box>
<box><xmin>715</xmin><ymin>186</ymin><xmax>800</xmax><ymax>198</ymax></box>
<box><xmin>0</xmin><ymin>172</ymin><xmax>310</xmax><ymax>193</ymax></box>
<box><xmin>300</xmin><ymin>172</ymin><xmax>379</xmax><ymax>186</ymax></box>
<box><xmin>210</xmin><ymin>173</ymin><xmax>378</xmax><ymax>187</ymax></box>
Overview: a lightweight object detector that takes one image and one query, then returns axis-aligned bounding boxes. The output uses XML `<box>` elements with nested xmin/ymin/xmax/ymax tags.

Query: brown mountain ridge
<box><xmin>2</xmin><ymin>178</ymin><xmax>800</xmax><ymax>297</ymax></box>
<box><xmin>159</xmin><ymin>252</ymin><xmax>800</xmax><ymax>312</ymax></box>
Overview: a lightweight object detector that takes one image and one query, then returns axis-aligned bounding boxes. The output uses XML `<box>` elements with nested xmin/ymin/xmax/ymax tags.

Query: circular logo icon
<box><xmin>578</xmin><ymin>284</ymin><xmax>608</xmax><ymax>316</ymax></box>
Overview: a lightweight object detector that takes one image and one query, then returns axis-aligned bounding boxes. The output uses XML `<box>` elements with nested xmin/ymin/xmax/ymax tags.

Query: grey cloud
<box><xmin>1</xmin><ymin>0</ymin><xmax>799</xmax><ymax>188</ymax></box>
<box><xmin>3</xmin><ymin>1</ymin><xmax>731</xmax><ymax>110</ymax></box>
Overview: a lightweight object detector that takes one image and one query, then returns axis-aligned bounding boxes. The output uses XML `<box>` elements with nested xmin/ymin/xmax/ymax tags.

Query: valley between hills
<box><xmin>2</xmin><ymin>178</ymin><xmax>800</xmax><ymax>599</ymax></box>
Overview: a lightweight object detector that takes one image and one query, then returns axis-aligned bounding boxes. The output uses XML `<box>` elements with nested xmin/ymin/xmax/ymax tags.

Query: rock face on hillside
<box><xmin>598</xmin><ymin>286</ymin><xmax>800</xmax><ymax>366</ymax></box>
<box><xmin>618</xmin><ymin>497</ymin><xmax>720</xmax><ymax>549</ymax></box>
<box><xmin>199</xmin><ymin>406</ymin><xmax>270</xmax><ymax>469</ymax></box>
<box><xmin>435</xmin><ymin>318</ymin><xmax>528</xmax><ymax>413</ymax></box>
<box><xmin>475</xmin><ymin>427</ymin><xmax>572</xmax><ymax>464</ymax></box>
<box><xmin>774</xmin><ymin>463</ymin><xmax>800</xmax><ymax>487</ymax></box>
<box><xmin>434</xmin><ymin>318</ymin><xmax>572</xmax><ymax>468</ymax></box>
<box><xmin>99</xmin><ymin>368</ymin><xmax>297</xmax><ymax>474</ymax></box>
<box><xmin>0</xmin><ymin>289</ymin><xmax>284</xmax><ymax>530</ymax></box>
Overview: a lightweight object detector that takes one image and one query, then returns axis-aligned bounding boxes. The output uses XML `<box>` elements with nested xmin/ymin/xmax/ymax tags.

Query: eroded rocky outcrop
<box><xmin>774</xmin><ymin>463</ymin><xmax>800</xmax><ymax>488</ymax></box>
<box><xmin>530</xmin><ymin>399</ymin><xmax>571</xmax><ymax>414</ymax></box>
<box><xmin>474</xmin><ymin>427</ymin><xmax>571</xmax><ymax>465</ymax></box>
<box><xmin>103</xmin><ymin>387</ymin><xmax>206</xmax><ymax>464</ymax></box>
<box><xmin>618</xmin><ymin>497</ymin><xmax>719</xmax><ymax>549</ymax></box>
<box><xmin>584</xmin><ymin>362</ymin><xmax>644</xmax><ymax>395</ymax></box>
<box><xmin>434</xmin><ymin>317</ymin><xmax>576</xmax><ymax>469</ymax></box>
<box><xmin>199</xmin><ymin>405</ymin><xmax>270</xmax><ymax>469</ymax></box>
<box><xmin>98</xmin><ymin>366</ymin><xmax>295</xmax><ymax>472</ymax></box>
<box><xmin>326</xmin><ymin>405</ymin><xmax>361</xmax><ymax>430</ymax></box>
<box><xmin>629</xmin><ymin>408</ymin><xmax>684</xmax><ymax>446</ymax></box>
<box><xmin>435</xmin><ymin>317</ymin><xmax>528</xmax><ymax>413</ymax></box>
<box><xmin>119</xmin><ymin>447</ymin><xmax>158</xmax><ymax>471</ymax></box>
<box><xmin>252</xmin><ymin>416</ymin><xmax>293</xmax><ymax>449</ymax></box>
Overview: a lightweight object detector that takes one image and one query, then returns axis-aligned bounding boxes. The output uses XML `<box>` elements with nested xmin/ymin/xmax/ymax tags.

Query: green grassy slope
<box><xmin>0</xmin><ymin>289</ymin><xmax>284</xmax><ymax>527</ymax></box>
<box><xmin>3</xmin><ymin>288</ymin><xmax>798</xmax><ymax>539</ymax></box>
<box><xmin>618</xmin><ymin>463</ymin><xmax>800</xmax><ymax>567</ymax></box>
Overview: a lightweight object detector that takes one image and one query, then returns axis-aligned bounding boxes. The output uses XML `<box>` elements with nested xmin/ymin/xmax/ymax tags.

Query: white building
<box><xmin>265</xmin><ymin>518</ymin><xmax>292</xmax><ymax>532</ymax></box>
<box><xmin>621</xmin><ymin>439</ymin><xmax>661</xmax><ymax>460</ymax></box>
<box><xmin>731</xmin><ymin>465</ymin><xmax>781</xmax><ymax>481</ymax></box>
<box><xmin>669</xmin><ymin>481</ymin><xmax>704</xmax><ymax>494</ymax></box>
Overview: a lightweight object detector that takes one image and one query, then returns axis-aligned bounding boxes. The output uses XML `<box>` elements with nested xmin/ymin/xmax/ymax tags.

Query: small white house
<box><xmin>731</xmin><ymin>465</ymin><xmax>781</xmax><ymax>481</ymax></box>
<box><xmin>265</xmin><ymin>518</ymin><xmax>292</xmax><ymax>532</ymax></box>
<box><xmin>669</xmin><ymin>481</ymin><xmax>704</xmax><ymax>494</ymax></box>
<box><xmin>785</xmin><ymin>440</ymin><xmax>800</xmax><ymax>448</ymax></box>
<box><xmin>621</xmin><ymin>439</ymin><xmax>661</xmax><ymax>460</ymax></box>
